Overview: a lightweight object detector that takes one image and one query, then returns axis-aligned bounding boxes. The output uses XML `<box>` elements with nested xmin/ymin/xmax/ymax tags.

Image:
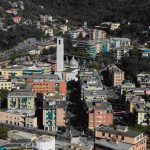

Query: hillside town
<box><xmin>0</xmin><ymin>0</ymin><xmax>150</xmax><ymax>150</ymax></box>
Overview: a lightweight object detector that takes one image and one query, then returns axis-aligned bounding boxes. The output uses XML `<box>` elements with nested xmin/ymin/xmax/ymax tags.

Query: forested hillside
<box><xmin>30</xmin><ymin>0</ymin><xmax>150</xmax><ymax>25</ymax></box>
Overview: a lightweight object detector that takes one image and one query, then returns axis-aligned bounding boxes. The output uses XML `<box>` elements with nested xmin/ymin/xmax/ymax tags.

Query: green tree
<box><xmin>0</xmin><ymin>126</ymin><xmax>9</xmax><ymax>139</ymax></box>
<box><xmin>10</xmin><ymin>53</ymin><xmax>17</xmax><ymax>61</ymax></box>
<box><xmin>90</xmin><ymin>61</ymin><xmax>101</xmax><ymax>71</ymax></box>
<box><xmin>0</xmin><ymin>89</ymin><xmax>9</xmax><ymax>108</ymax></box>
<box><xmin>130</xmin><ymin>47</ymin><xmax>139</xmax><ymax>59</ymax></box>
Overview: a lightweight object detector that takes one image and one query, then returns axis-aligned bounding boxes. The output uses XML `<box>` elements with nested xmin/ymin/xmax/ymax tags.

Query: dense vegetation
<box><xmin>120</xmin><ymin>47</ymin><xmax>150</xmax><ymax>82</ymax></box>
<box><xmin>30</xmin><ymin>0</ymin><xmax>150</xmax><ymax>26</ymax></box>
<box><xmin>0</xmin><ymin>25</ymin><xmax>43</xmax><ymax>51</ymax></box>
<box><xmin>0</xmin><ymin>126</ymin><xmax>9</xmax><ymax>139</ymax></box>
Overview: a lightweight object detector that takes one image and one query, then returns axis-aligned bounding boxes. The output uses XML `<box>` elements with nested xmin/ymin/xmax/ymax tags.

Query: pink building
<box><xmin>87</xmin><ymin>101</ymin><xmax>113</xmax><ymax>130</ymax></box>
<box><xmin>108</xmin><ymin>64</ymin><xmax>124</xmax><ymax>87</ymax></box>
<box><xmin>89</xmin><ymin>29</ymin><xmax>106</xmax><ymax>40</ymax></box>
<box><xmin>13</xmin><ymin>16</ymin><xmax>21</xmax><ymax>23</ymax></box>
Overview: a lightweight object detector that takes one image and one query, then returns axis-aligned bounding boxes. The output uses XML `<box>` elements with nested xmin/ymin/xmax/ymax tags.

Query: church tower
<box><xmin>56</xmin><ymin>37</ymin><xmax>64</xmax><ymax>72</ymax></box>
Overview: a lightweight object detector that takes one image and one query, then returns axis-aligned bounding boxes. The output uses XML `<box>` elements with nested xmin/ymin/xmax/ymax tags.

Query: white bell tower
<box><xmin>56</xmin><ymin>37</ymin><xmax>64</xmax><ymax>72</ymax></box>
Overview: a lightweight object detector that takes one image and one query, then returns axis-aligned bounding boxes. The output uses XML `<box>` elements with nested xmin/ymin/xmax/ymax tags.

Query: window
<box><xmin>109</xmin><ymin>133</ymin><xmax>111</xmax><ymax>137</ymax></box>
<box><xmin>121</xmin><ymin>136</ymin><xmax>124</xmax><ymax>140</ymax></box>
<box><xmin>59</xmin><ymin>40</ymin><xmax>61</xmax><ymax>44</ymax></box>
<box><xmin>102</xmin><ymin>132</ymin><xmax>105</xmax><ymax>136</ymax></box>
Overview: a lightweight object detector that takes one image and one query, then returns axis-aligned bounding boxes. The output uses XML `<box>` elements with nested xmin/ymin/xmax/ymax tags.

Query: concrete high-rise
<box><xmin>56</xmin><ymin>38</ymin><xmax>64</xmax><ymax>72</ymax></box>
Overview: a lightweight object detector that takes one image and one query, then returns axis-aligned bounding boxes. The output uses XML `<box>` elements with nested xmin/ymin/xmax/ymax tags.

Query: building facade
<box><xmin>0</xmin><ymin>109</ymin><xmax>37</xmax><ymax>128</ymax></box>
<box><xmin>0</xmin><ymin>79</ymin><xmax>12</xmax><ymax>91</ymax></box>
<box><xmin>32</xmin><ymin>79</ymin><xmax>66</xmax><ymax>96</ymax></box>
<box><xmin>7</xmin><ymin>91</ymin><xmax>35</xmax><ymax>109</ymax></box>
<box><xmin>95</xmin><ymin>125</ymin><xmax>147</xmax><ymax>150</ymax></box>
<box><xmin>108</xmin><ymin>64</ymin><xmax>124</xmax><ymax>87</ymax></box>
<box><xmin>1</xmin><ymin>68</ymin><xmax>23</xmax><ymax>79</ymax></box>
<box><xmin>87</xmin><ymin>101</ymin><xmax>113</xmax><ymax>129</ymax></box>
<box><xmin>43</xmin><ymin>101</ymin><xmax>67</xmax><ymax>131</ymax></box>
<box><xmin>89</xmin><ymin>29</ymin><xmax>106</xmax><ymax>40</ymax></box>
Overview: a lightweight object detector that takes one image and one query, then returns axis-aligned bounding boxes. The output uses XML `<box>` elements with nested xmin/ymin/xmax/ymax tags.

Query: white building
<box><xmin>113</xmin><ymin>47</ymin><xmax>129</xmax><ymax>60</ymax></box>
<box><xmin>35</xmin><ymin>135</ymin><xmax>55</xmax><ymax>150</ymax></box>
<box><xmin>69</xmin><ymin>31</ymin><xmax>80</xmax><ymax>39</ymax></box>
<box><xmin>63</xmin><ymin>57</ymin><xmax>80</xmax><ymax>81</ymax></box>
<box><xmin>56</xmin><ymin>38</ymin><xmax>64</xmax><ymax>72</ymax></box>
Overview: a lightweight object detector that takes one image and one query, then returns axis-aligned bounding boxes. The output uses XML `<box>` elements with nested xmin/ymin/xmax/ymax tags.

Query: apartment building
<box><xmin>121</xmin><ymin>82</ymin><xmax>135</xmax><ymax>95</ymax></box>
<box><xmin>77</xmin><ymin>40</ymin><xmax>97</xmax><ymax>58</ymax></box>
<box><xmin>87</xmin><ymin>101</ymin><xmax>113</xmax><ymax>129</ymax></box>
<box><xmin>79</xmin><ymin>68</ymin><xmax>99</xmax><ymax>80</ymax></box>
<box><xmin>32</xmin><ymin>79</ymin><xmax>66</xmax><ymax>96</ymax></box>
<box><xmin>95</xmin><ymin>125</ymin><xmax>147</xmax><ymax>150</ymax></box>
<box><xmin>7</xmin><ymin>91</ymin><xmax>35</xmax><ymax>109</ymax></box>
<box><xmin>37</xmin><ymin>62</ymin><xmax>52</xmax><ymax>74</ymax></box>
<box><xmin>43</xmin><ymin>100</ymin><xmax>67</xmax><ymax>131</ymax></box>
<box><xmin>100</xmin><ymin>39</ymin><xmax>110</xmax><ymax>53</ymax></box>
<box><xmin>77</xmin><ymin>39</ymin><xmax>110</xmax><ymax>58</ymax></box>
<box><xmin>40</xmin><ymin>15</ymin><xmax>52</xmax><ymax>23</ymax></box>
<box><xmin>0</xmin><ymin>79</ymin><xmax>12</xmax><ymax>91</ymax></box>
<box><xmin>69</xmin><ymin>30</ymin><xmax>80</xmax><ymax>39</ymax></box>
<box><xmin>81</xmin><ymin>78</ymin><xmax>103</xmax><ymax>92</ymax></box>
<box><xmin>108</xmin><ymin>64</ymin><xmax>124</xmax><ymax>87</ymax></box>
<box><xmin>89</xmin><ymin>29</ymin><xmax>106</xmax><ymax>40</ymax></box>
<box><xmin>112</xmin><ymin>47</ymin><xmax>129</xmax><ymax>61</ymax></box>
<box><xmin>134</xmin><ymin>102</ymin><xmax>150</xmax><ymax>126</ymax></box>
<box><xmin>0</xmin><ymin>109</ymin><xmax>37</xmax><ymax>128</ymax></box>
<box><xmin>1</xmin><ymin>67</ymin><xmax>23</xmax><ymax>79</ymax></box>
<box><xmin>82</xmin><ymin>90</ymin><xmax>107</xmax><ymax>102</ymax></box>
<box><xmin>126</xmin><ymin>96</ymin><xmax>145</xmax><ymax>113</ymax></box>
<box><xmin>137</xmin><ymin>73</ymin><xmax>150</xmax><ymax>88</ymax></box>
<box><xmin>23</xmin><ymin>66</ymin><xmax>45</xmax><ymax>75</ymax></box>
<box><xmin>110</xmin><ymin>38</ymin><xmax>131</xmax><ymax>49</ymax></box>
<box><xmin>17</xmin><ymin>74</ymin><xmax>59</xmax><ymax>84</ymax></box>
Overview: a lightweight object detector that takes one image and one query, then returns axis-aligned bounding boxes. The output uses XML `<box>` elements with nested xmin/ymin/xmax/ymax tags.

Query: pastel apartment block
<box><xmin>0</xmin><ymin>109</ymin><xmax>37</xmax><ymax>128</ymax></box>
<box><xmin>86</xmin><ymin>101</ymin><xmax>113</xmax><ymax>130</ymax></box>
<box><xmin>43</xmin><ymin>100</ymin><xmax>67</xmax><ymax>131</ymax></box>
<box><xmin>7</xmin><ymin>91</ymin><xmax>35</xmax><ymax>109</ymax></box>
<box><xmin>95</xmin><ymin>125</ymin><xmax>147</xmax><ymax>150</ymax></box>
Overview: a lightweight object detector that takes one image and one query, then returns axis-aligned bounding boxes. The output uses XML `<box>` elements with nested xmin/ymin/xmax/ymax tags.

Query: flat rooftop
<box><xmin>83</xmin><ymin>90</ymin><xmax>108</xmax><ymax>97</ymax></box>
<box><xmin>8</xmin><ymin>91</ymin><xmax>34</xmax><ymax>97</ymax></box>
<box><xmin>96</xmin><ymin>125</ymin><xmax>142</xmax><ymax>138</ymax></box>
<box><xmin>4</xmin><ymin>109</ymin><xmax>35</xmax><ymax>116</ymax></box>
<box><xmin>95</xmin><ymin>139</ymin><xmax>133</xmax><ymax>150</ymax></box>
<box><xmin>17</xmin><ymin>74</ymin><xmax>58</xmax><ymax>79</ymax></box>
<box><xmin>8</xmin><ymin>130</ymin><xmax>37</xmax><ymax>140</ymax></box>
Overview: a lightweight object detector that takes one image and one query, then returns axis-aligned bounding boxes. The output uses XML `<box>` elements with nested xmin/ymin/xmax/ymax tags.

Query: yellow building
<box><xmin>0</xmin><ymin>79</ymin><xmax>12</xmax><ymax>91</ymax></box>
<box><xmin>126</xmin><ymin>96</ymin><xmax>145</xmax><ymax>112</ymax></box>
<box><xmin>111</xmin><ymin>23</ymin><xmax>120</xmax><ymax>31</ymax></box>
<box><xmin>60</xmin><ymin>24</ymin><xmax>68</xmax><ymax>32</ymax></box>
<box><xmin>1</xmin><ymin>68</ymin><xmax>23</xmax><ymax>79</ymax></box>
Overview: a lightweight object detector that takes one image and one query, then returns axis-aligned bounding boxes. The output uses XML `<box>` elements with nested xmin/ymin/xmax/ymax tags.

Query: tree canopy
<box><xmin>31</xmin><ymin>0</ymin><xmax>150</xmax><ymax>26</ymax></box>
